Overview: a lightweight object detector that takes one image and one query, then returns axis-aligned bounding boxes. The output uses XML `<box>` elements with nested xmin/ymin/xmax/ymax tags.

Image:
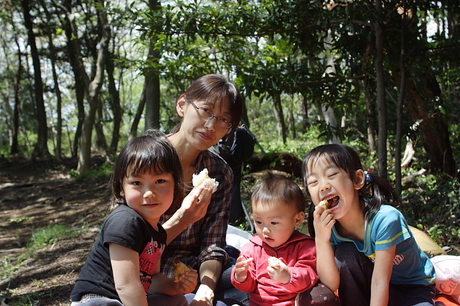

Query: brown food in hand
<box><xmin>173</xmin><ymin>262</ymin><xmax>191</xmax><ymax>282</ymax></box>
<box><xmin>318</xmin><ymin>199</ymin><xmax>330</xmax><ymax>209</ymax></box>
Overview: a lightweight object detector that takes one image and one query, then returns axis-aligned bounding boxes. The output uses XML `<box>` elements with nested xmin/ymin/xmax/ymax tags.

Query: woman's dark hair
<box><xmin>111</xmin><ymin>131</ymin><xmax>184</xmax><ymax>215</ymax></box>
<box><xmin>178</xmin><ymin>74</ymin><xmax>243</xmax><ymax>135</ymax></box>
<box><xmin>302</xmin><ymin>143</ymin><xmax>398</xmax><ymax>238</ymax></box>
<box><xmin>251</xmin><ymin>172</ymin><xmax>306</xmax><ymax>213</ymax></box>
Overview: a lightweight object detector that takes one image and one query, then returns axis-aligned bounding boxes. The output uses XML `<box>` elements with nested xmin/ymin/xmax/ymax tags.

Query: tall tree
<box><xmin>40</xmin><ymin>0</ymin><xmax>64</xmax><ymax>159</ymax></box>
<box><xmin>22</xmin><ymin>0</ymin><xmax>50</xmax><ymax>159</ymax></box>
<box><xmin>53</xmin><ymin>0</ymin><xmax>111</xmax><ymax>172</ymax></box>
<box><xmin>144</xmin><ymin>0</ymin><xmax>161</xmax><ymax>130</ymax></box>
<box><xmin>374</xmin><ymin>0</ymin><xmax>388</xmax><ymax>179</ymax></box>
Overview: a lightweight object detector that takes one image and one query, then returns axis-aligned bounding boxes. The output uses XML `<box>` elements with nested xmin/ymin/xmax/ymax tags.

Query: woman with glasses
<box><xmin>150</xmin><ymin>74</ymin><xmax>246</xmax><ymax>306</ymax></box>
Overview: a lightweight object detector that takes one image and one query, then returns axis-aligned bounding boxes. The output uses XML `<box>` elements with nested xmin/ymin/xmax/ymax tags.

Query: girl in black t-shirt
<box><xmin>70</xmin><ymin>132</ymin><xmax>216</xmax><ymax>306</ymax></box>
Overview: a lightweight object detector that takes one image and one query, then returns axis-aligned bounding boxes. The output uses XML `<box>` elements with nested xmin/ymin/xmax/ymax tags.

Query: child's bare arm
<box><xmin>370</xmin><ymin>246</ymin><xmax>395</xmax><ymax>306</ymax></box>
<box><xmin>109</xmin><ymin>243</ymin><xmax>148</xmax><ymax>306</ymax></box>
<box><xmin>314</xmin><ymin>206</ymin><xmax>340</xmax><ymax>291</ymax></box>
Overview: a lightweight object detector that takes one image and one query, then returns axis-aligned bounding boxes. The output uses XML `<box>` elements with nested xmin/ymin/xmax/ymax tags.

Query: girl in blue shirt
<box><xmin>302</xmin><ymin>143</ymin><xmax>436</xmax><ymax>306</ymax></box>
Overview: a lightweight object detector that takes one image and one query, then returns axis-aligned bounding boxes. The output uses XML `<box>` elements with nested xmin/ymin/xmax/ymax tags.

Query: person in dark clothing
<box><xmin>218</xmin><ymin>125</ymin><xmax>256</xmax><ymax>226</ymax></box>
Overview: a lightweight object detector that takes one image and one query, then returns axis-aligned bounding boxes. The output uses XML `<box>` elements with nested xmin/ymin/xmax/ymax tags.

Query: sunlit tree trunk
<box><xmin>322</xmin><ymin>28</ymin><xmax>339</xmax><ymax>144</ymax></box>
<box><xmin>78</xmin><ymin>6</ymin><xmax>111</xmax><ymax>172</ymax></box>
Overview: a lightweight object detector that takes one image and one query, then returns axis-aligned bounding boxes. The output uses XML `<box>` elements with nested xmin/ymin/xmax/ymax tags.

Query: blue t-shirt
<box><xmin>330</xmin><ymin>205</ymin><xmax>435</xmax><ymax>286</ymax></box>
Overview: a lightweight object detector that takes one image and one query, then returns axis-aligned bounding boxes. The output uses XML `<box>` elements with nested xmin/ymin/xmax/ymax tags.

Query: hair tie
<box><xmin>364</xmin><ymin>169</ymin><xmax>372</xmax><ymax>181</ymax></box>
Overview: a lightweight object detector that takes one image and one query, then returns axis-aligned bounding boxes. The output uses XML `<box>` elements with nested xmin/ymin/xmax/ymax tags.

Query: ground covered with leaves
<box><xmin>0</xmin><ymin>157</ymin><xmax>112</xmax><ymax>306</ymax></box>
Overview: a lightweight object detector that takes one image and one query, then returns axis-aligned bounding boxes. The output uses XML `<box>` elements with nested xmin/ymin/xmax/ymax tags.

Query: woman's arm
<box><xmin>109</xmin><ymin>243</ymin><xmax>148</xmax><ymax>306</ymax></box>
<box><xmin>370</xmin><ymin>246</ymin><xmax>396</xmax><ymax>306</ymax></box>
<box><xmin>190</xmin><ymin>259</ymin><xmax>222</xmax><ymax>306</ymax></box>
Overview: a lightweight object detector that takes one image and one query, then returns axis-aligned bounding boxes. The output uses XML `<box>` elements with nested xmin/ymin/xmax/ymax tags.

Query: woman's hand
<box><xmin>189</xmin><ymin>284</ymin><xmax>214</xmax><ymax>306</ymax></box>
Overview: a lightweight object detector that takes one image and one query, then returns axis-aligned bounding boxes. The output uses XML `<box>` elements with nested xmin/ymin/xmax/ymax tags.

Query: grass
<box><xmin>27</xmin><ymin>224</ymin><xmax>77</xmax><ymax>252</ymax></box>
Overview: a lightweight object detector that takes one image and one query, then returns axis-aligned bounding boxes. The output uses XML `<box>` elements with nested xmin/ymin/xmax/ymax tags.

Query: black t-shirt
<box><xmin>70</xmin><ymin>205</ymin><xmax>167</xmax><ymax>302</ymax></box>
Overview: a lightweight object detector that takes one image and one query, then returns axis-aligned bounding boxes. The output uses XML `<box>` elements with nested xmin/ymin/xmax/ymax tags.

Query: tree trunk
<box><xmin>363</xmin><ymin>42</ymin><xmax>376</xmax><ymax>154</ymax></box>
<box><xmin>374</xmin><ymin>0</ymin><xmax>388</xmax><ymax>179</ymax></box>
<box><xmin>272</xmin><ymin>91</ymin><xmax>287</xmax><ymax>144</ymax></box>
<box><xmin>144</xmin><ymin>0</ymin><xmax>161</xmax><ymax>131</ymax></box>
<box><xmin>106</xmin><ymin>50</ymin><xmax>122</xmax><ymax>155</ymax></box>
<box><xmin>22</xmin><ymin>0</ymin><xmax>50</xmax><ymax>159</ymax></box>
<box><xmin>300</xmin><ymin>93</ymin><xmax>309</xmax><ymax>132</ymax></box>
<box><xmin>78</xmin><ymin>0</ymin><xmax>111</xmax><ymax>172</ymax></box>
<box><xmin>130</xmin><ymin>84</ymin><xmax>146</xmax><ymax>139</ymax></box>
<box><xmin>55</xmin><ymin>0</ymin><xmax>87</xmax><ymax>159</ymax></box>
<box><xmin>41</xmin><ymin>0</ymin><xmax>63</xmax><ymax>159</ymax></box>
<box><xmin>322</xmin><ymin>28</ymin><xmax>340</xmax><ymax>143</ymax></box>
<box><xmin>11</xmin><ymin>35</ymin><xmax>23</xmax><ymax>155</ymax></box>
<box><xmin>395</xmin><ymin>0</ymin><xmax>407</xmax><ymax>197</ymax></box>
<box><xmin>393</xmin><ymin>70</ymin><xmax>456</xmax><ymax>177</ymax></box>
<box><xmin>95</xmin><ymin>98</ymin><xmax>108</xmax><ymax>153</ymax></box>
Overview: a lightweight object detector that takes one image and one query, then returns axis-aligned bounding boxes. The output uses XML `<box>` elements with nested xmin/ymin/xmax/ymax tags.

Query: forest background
<box><xmin>0</xmin><ymin>0</ymin><xmax>459</xmax><ymax>305</ymax></box>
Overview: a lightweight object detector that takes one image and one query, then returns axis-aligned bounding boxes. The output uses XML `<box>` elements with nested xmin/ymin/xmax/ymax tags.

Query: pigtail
<box><xmin>361</xmin><ymin>171</ymin><xmax>399</xmax><ymax>221</ymax></box>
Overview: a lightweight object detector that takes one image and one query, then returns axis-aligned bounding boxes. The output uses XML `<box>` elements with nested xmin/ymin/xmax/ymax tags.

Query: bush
<box><xmin>400</xmin><ymin>172</ymin><xmax>460</xmax><ymax>248</ymax></box>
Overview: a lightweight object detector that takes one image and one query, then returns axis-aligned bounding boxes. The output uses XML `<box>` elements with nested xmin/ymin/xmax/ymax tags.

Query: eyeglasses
<box><xmin>190</xmin><ymin>101</ymin><xmax>233</xmax><ymax>129</ymax></box>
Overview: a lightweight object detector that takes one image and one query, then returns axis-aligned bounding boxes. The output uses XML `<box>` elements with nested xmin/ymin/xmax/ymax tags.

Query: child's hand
<box><xmin>174</xmin><ymin>269</ymin><xmax>198</xmax><ymax>294</ymax></box>
<box><xmin>234</xmin><ymin>256</ymin><xmax>253</xmax><ymax>282</ymax></box>
<box><xmin>267</xmin><ymin>258</ymin><xmax>291</xmax><ymax>284</ymax></box>
<box><xmin>313</xmin><ymin>206</ymin><xmax>335</xmax><ymax>242</ymax></box>
<box><xmin>178</xmin><ymin>185</ymin><xmax>215</xmax><ymax>225</ymax></box>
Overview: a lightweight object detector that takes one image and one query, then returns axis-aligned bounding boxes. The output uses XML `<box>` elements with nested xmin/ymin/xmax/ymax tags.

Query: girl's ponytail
<box><xmin>360</xmin><ymin>171</ymin><xmax>399</xmax><ymax>221</ymax></box>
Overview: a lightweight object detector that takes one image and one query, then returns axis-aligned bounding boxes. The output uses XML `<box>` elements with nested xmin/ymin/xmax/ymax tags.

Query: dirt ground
<box><xmin>0</xmin><ymin>157</ymin><xmax>113</xmax><ymax>306</ymax></box>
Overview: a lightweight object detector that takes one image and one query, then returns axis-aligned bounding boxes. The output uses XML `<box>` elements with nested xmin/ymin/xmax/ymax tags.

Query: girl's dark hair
<box><xmin>111</xmin><ymin>131</ymin><xmax>184</xmax><ymax>215</ymax></box>
<box><xmin>251</xmin><ymin>172</ymin><xmax>306</xmax><ymax>213</ymax></box>
<box><xmin>177</xmin><ymin>74</ymin><xmax>243</xmax><ymax>135</ymax></box>
<box><xmin>302</xmin><ymin>143</ymin><xmax>398</xmax><ymax>238</ymax></box>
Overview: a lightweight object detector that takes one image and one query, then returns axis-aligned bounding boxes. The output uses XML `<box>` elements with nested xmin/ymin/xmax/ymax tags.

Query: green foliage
<box><xmin>400</xmin><ymin>173</ymin><xmax>460</xmax><ymax>247</ymax></box>
<box><xmin>258</xmin><ymin>130</ymin><xmax>324</xmax><ymax>160</ymax></box>
<box><xmin>10</xmin><ymin>216</ymin><xmax>30</xmax><ymax>224</ymax></box>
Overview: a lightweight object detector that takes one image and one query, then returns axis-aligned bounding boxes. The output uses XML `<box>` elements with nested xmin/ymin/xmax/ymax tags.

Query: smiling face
<box><xmin>121</xmin><ymin>169</ymin><xmax>175</xmax><ymax>229</ymax></box>
<box><xmin>305</xmin><ymin>155</ymin><xmax>364</xmax><ymax>220</ymax></box>
<box><xmin>252</xmin><ymin>200</ymin><xmax>304</xmax><ymax>249</ymax></box>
